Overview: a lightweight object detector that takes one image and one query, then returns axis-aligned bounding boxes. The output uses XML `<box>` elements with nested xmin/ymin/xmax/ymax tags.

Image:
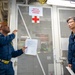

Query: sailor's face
<box><xmin>67</xmin><ymin>19</ymin><xmax>75</xmax><ymax>30</ymax></box>
<box><xmin>1</xmin><ymin>24</ymin><xmax>10</xmax><ymax>33</ymax></box>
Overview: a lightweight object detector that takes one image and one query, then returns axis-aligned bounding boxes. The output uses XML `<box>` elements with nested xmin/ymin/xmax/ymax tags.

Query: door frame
<box><xmin>9</xmin><ymin>1</ymin><xmax>66</xmax><ymax>75</ymax></box>
<box><xmin>16</xmin><ymin>4</ymin><xmax>55</xmax><ymax>75</ymax></box>
<box><xmin>57</xmin><ymin>7</ymin><xmax>75</xmax><ymax>75</ymax></box>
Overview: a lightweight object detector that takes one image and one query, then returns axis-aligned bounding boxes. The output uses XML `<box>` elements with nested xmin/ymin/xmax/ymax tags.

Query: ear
<box><xmin>0</xmin><ymin>26</ymin><xmax>2</xmax><ymax>33</ymax></box>
<box><xmin>0</xmin><ymin>25</ymin><xmax>1</xmax><ymax>29</ymax></box>
<box><xmin>0</xmin><ymin>24</ymin><xmax>2</xmax><ymax>27</ymax></box>
<box><xmin>0</xmin><ymin>24</ymin><xmax>2</xmax><ymax>31</ymax></box>
<box><xmin>0</xmin><ymin>30</ymin><xmax>2</xmax><ymax>33</ymax></box>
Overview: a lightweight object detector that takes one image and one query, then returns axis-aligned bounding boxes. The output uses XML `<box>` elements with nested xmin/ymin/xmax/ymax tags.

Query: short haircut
<box><xmin>0</xmin><ymin>21</ymin><xmax>7</xmax><ymax>27</ymax></box>
<box><xmin>67</xmin><ymin>17</ymin><xmax>75</xmax><ymax>23</ymax></box>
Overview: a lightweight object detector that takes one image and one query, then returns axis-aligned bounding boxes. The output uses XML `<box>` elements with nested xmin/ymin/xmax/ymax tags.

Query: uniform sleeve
<box><xmin>68</xmin><ymin>35</ymin><xmax>74</xmax><ymax>64</ymax></box>
<box><xmin>11</xmin><ymin>49</ymin><xmax>23</xmax><ymax>57</ymax></box>
<box><xmin>0</xmin><ymin>33</ymin><xmax>15</xmax><ymax>46</ymax></box>
<box><xmin>68</xmin><ymin>44</ymin><xmax>72</xmax><ymax>64</ymax></box>
<box><xmin>69</xmin><ymin>35</ymin><xmax>75</xmax><ymax>51</ymax></box>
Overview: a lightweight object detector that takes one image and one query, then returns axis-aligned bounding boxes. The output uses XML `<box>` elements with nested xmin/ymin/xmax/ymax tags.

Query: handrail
<box><xmin>66</xmin><ymin>66</ymin><xmax>75</xmax><ymax>75</ymax></box>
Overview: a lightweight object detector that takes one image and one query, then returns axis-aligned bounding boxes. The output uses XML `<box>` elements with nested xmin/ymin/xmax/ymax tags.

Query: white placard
<box><xmin>29</xmin><ymin>6</ymin><xmax>43</xmax><ymax>16</ymax></box>
<box><xmin>25</xmin><ymin>39</ymin><xmax>38</xmax><ymax>55</ymax></box>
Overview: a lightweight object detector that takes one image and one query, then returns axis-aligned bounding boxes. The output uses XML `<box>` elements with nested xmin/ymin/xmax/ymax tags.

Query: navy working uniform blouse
<box><xmin>68</xmin><ymin>32</ymin><xmax>75</xmax><ymax>73</ymax></box>
<box><xmin>0</xmin><ymin>33</ymin><xmax>23</xmax><ymax>60</ymax></box>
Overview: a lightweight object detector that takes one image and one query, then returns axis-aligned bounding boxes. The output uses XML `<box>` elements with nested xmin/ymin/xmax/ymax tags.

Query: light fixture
<box><xmin>38</xmin><ymin>0</ymin><xmax>47</xmax><ymax>4</ymax></box>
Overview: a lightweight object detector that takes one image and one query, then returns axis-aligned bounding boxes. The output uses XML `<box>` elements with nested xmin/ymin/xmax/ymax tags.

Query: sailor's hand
<box><xmin>68</xmin><ymin>64</ymin><xmax>72</xmax><ymax>69</ymax></box>
<box><xmin>12</xmin><ymin>30</ymin><xmax>17</xmax><ymax>35</ymax></box>
<box><xmin>22</xmin><ymin>47</ymin><xmax>27</xmax><ymax>53</ymax></box>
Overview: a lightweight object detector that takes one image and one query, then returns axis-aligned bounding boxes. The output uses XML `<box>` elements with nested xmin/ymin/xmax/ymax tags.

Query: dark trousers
<box><xmin>0</xmin><ymin>61</ymin><xmax>14</xmax><ymax>75</ymax></box>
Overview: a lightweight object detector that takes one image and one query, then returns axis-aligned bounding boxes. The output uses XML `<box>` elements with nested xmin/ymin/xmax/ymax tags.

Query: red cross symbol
<box><xmin>32</xmin><ymin>16</ymin><xmax>40</xmax><ymax>23</ymax></box>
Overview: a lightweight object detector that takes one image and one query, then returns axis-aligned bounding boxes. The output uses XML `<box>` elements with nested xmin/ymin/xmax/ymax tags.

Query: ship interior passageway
<box><xmin>0</xmin><ymin>0</ymin><xmax>75</xmax><ymax>75</ymax></box>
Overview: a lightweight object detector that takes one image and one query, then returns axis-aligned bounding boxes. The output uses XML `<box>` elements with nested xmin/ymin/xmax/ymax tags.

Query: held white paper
<box><xmin>25</xmin><ymin>39</ymin><xmax>38</xmax><ymax>55</ymax></box>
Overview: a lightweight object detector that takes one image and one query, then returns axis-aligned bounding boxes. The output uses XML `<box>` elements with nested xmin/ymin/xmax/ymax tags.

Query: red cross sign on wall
<box><xmin>32</xmin><ymin>16</ymin><xmax>40</xmax><ymax>23</ymax></box>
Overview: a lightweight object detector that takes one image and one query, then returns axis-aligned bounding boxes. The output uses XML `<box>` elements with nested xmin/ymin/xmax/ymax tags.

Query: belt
<box><xmin>0</xmin><ymin>59</ymin><xmax>10</xmax><ymax>64</ymax></box>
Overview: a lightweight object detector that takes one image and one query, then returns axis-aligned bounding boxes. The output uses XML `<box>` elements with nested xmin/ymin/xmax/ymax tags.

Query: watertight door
<box><xmin>17</xmin><ymin>5</ymin><xmax>54</xmax><ymax>75</ymax></box>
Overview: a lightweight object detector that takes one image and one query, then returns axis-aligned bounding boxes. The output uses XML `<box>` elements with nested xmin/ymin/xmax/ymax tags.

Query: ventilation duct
<box><xmin>71</xmin><ymin>0</ymin><xmax>75</xmax><ymax>1</ymax></box>
<box><xmin>16</xmin><ymin>0</ymin><xmax>37</xmax><ymax>4</ymax></box>
<box><xmin>70</xmin><ymin>0</ymin><xmax>75</xmax><ymax>3</ymax></box>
